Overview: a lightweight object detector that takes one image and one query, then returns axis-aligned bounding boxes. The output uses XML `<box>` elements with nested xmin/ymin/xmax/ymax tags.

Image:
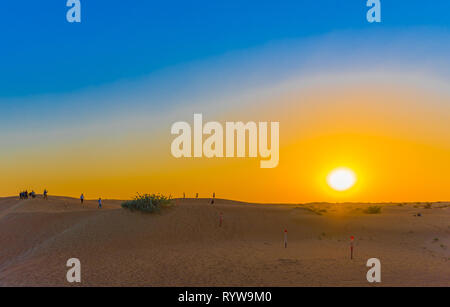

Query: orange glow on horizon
<box><xmin>1</xmin><ymin>74</ymin><xmax>449</xmax><ymax>203</ymax></box>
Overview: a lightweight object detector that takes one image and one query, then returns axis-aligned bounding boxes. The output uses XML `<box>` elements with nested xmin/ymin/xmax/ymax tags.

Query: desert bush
<box><xmin>121</xmin><ymin>193</ymin><xmax>172</xmax><ymax>213</ymax></box>
<box><xmin>303</xmin><ymin>207</ymin><xmax>326</xmax><ymax>215</ymax></box>
<box><xmin>364</xmin><ymin>206</ymin><xmax>381</xmax><ymax>214</ymax></box>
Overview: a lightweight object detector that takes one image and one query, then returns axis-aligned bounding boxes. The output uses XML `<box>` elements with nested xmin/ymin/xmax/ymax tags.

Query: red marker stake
<box><xmin>350</xmin><ymin>236</ymin><xmax>354</xmax><ymax>260</ymax></box>
<box><xmin>284</xmin><ymin>229</ymin><xmax>288</xmax><ymax>248</ymax></box>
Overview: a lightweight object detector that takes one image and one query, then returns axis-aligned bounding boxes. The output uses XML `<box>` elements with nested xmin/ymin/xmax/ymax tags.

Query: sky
<box><xmin>1</xmin><ymin>1</ymin><xmax>449</xmax><ymax>202</ymax></box>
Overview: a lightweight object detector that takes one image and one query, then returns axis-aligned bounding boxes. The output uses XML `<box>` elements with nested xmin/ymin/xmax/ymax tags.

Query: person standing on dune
<box><xmin>80</xmin><ymin>193</ymin><xmax>84</xmax><ymax>204</ymax></box>
<box><xmin>43</xmin><ymin>189</ymin><xmax>48</xmax><ymax>200</ymax></box>
<box><xmin>98</xmin><ymin>197</ymin><xmax>102</xmax><ymax>209</ymax></box>
<box><xmin>211</xmin><ymin>192</ymin><xmax>215</xmax><ymax>204</ymax></box>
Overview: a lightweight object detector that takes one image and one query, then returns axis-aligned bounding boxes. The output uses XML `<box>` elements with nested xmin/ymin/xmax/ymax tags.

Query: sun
<box><xmin>327</xmin><ymin>168</ymin><xmax>356</xmax><ymax>191</ymax></box>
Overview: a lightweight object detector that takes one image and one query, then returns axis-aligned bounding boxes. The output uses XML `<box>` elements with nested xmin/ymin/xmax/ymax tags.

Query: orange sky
<box><xmin>2</xmin><ymin>70</ymin><xmax>449</xmax><ymax>203</ymax></box>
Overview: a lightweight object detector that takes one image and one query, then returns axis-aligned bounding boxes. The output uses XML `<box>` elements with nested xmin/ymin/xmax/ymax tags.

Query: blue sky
<box><xmin>1</xmin><ymin>1</ymin><xmax>449</xmax><ymax>97</ymax></box>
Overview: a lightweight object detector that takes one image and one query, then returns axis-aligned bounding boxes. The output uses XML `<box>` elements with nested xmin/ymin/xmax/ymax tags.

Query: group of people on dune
<box><xmin>18</xmin><ymin>190</ymin><xmax>102</xmax><ymax>208</ymax></box>
<box><xmin>19</xmin><ymin>189</ymin><xmax>47</xmax><ymax>200</ymax></box>
<box><xmin>19</xmin><ymin>190</ymin><xmax>38</xmax><ymax>199</ymax></box>
<box><xmin>185</xmin><ymin>192</ymin><xmax>216</xmax><ymax>204</ymax></box>
<box><xmin>79</xmin><ymin>194</ymin><xmax>102</xmax><ymax>208</ymax></box>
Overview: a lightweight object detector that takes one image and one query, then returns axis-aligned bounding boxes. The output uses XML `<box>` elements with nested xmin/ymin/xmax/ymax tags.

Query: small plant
<box><xmin>424</xmin><ymin>203</ymin><xmax>432</xmax><ymax>209</ymax></box>
<box><xmin>433</xmin><ymin>238</ymin><xmax>439</xmax><ymax>243</ymax></box>
<box><xmin>302</xmin><ymin>207</ymin><xmax>324</xmax><ymax>215</ymax></box>
<box><xmin>364</xmin><ymin>206</ymin><xmax>381</xmax><ymax>214</ymax></box>
<box><xmin>311</xmin><ymin>207</ymin><xmax>327</xmax><ymax>215</ymax></box>
<box><xmin>121</xmin><ymin>193</ymin><xmax>173</xmax><ymax>213</ymax></box>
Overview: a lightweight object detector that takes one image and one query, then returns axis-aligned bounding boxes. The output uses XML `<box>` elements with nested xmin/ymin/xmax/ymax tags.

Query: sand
<box><xmin>0</xmin><ymin>196</ymin><xmax>449</xmax><ymax>286</ymax></box>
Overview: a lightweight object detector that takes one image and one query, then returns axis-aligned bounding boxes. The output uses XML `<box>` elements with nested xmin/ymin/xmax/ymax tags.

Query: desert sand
<box><xmin>0</xmin><ymin>196</ymin><xmax>449</xmax><ymax>286</ymax></box>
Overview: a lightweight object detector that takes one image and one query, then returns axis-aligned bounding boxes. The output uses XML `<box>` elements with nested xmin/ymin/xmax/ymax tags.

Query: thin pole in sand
<box><xmin>350</xmin><ymin>236</ymin><xmax>354</xmax><ymax>259</ymax></box>
<box><xmin>284</xmin><ymin>229</ymin><xmax>288</xmax><ymax>248</ymax></box>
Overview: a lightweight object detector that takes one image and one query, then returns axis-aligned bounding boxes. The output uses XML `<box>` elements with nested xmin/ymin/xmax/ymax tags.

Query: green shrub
<box><xmin>364</xmin><ymin>206</ymin><xmax>381</xmax><ymax>214</ymax></box>
<box><xmin>121</xmin><ymin>193</ymin><xmax>173</xmax><ymax>213</ymax></box>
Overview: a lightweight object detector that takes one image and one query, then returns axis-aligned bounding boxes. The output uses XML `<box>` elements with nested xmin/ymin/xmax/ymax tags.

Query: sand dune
<box><xmin>0</xmin><ymin>196</ymin><xmax>449</xmax><ymax>286</ymax></box>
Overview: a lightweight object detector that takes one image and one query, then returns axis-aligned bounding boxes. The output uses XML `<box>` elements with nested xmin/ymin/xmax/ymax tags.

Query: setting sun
<box><xmin>327</xmin><ymin>168</ymin><xmax>356</xmax><ymax>191</ymax></box>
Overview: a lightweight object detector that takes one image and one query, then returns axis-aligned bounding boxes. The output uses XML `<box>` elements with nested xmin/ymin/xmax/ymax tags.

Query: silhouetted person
<box><xmin>98</xmin><ymin>197</ymin><xmax>102</xmax><ymax>209</ymax></box>
<box><xmin>80</xmin><ymin>193</ymin><xmax>84</xmax><ymax>204</ymax></box>
<box><xmin>183</xmin><ymin>193</ymin><xmax>185</xmax><ymax>199</ymax></box>
<box><xmin>43</xmin><ymin>189</ymin><xmax>48</xmax><ymax>200</ymax></box>
<box><xmin>211</xmin><ymin>192</ymin><xmax>215</xmax><ymax>204</ymax></box>
<box><xmin>196</xmin><ymin>193</ymin><xmax>198</xmax><ymax>198</ymax></box>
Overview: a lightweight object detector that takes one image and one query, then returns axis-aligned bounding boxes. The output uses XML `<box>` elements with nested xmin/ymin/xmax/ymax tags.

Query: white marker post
<box><xmin>284</xmin><ymin>229</ymin><xmax>288</xmax><ymax>248</ymax></box>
